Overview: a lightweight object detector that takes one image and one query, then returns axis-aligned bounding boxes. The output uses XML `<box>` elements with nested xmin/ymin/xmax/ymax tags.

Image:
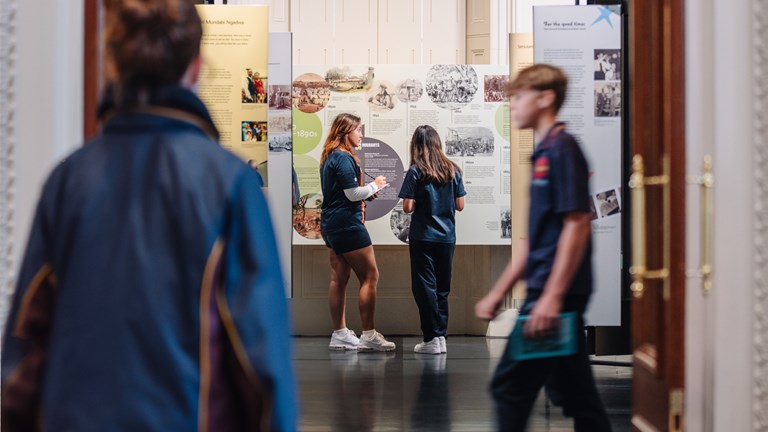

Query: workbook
<box><xmin>508</xmin><ymin>312</ymin><xmax>578</xmax><ymax>360</ymax></box>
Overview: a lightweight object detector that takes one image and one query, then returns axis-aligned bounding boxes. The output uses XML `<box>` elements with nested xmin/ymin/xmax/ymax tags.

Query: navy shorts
<box><xmin>322</xmin><ymin>229</ymin><xmax>372</xmax><ymax>254</ymax></box>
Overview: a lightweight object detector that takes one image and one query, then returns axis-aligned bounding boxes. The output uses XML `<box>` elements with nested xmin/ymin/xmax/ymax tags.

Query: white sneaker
<box><xmin>414</xmin><ymin>337</ymin><xmax>441</xmax><ymax>355</ymax></box>
<box><xmin>439</xmin><ymin>336</ymin><xmax>447</xmax><ymax>354</ymax></box>
<box><xmin>358</xmin><ymin>330</ymin><xmax>396</xmax><ymax>352</ymax></box>
<box><xmin>329</xmin><ymin>329</ymin><xmax>360</xmax><ymax>351</ymax></box>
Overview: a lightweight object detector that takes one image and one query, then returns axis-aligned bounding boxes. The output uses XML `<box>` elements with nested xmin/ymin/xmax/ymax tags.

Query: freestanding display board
<box><xmin>533</xmin><ymin>5</ymin><xmax>623</xmax><ymax>326</ymax></box>
<box><xmin>291</xmin><ymin>64</ymin><xmax>512</xmax><ymax>246</ymax></box>
<box><xmin>267</xmin><ymin>32</ymin><xmax>293</xmax><ymax>297</ymax></box>
<box><xmin>196</xmin><ymin>5</ymin><xmax>269</xmax><ymax>163</ymax></box>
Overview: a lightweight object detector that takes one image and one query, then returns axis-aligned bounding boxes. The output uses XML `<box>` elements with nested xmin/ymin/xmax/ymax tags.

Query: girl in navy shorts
<box><xmin>320</xmin><ymin>113</ymin><xmax>396</xmax><ymax>352</ymax></box>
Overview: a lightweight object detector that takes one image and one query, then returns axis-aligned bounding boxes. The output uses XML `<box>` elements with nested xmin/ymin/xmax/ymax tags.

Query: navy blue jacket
<box><xmin>0</xmin><ymin>87</ymin><xmax>296</xmax><ymax>431</ymax></box>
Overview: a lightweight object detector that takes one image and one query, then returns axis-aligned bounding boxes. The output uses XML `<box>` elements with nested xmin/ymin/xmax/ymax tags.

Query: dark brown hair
<box><xmin>504</xmin><ymin>64</ymin><xmax>568</xmax><ymax>113</ymax></box>
<box><xmin>320</xmin><ymin>113</ymin><xmax>362</xmax><ymax>165</ymax></box>
<box><xmin>106</xmin><ymin>0</ymin><xmax>202</xmax><ymax>90</ymax></box>
<box><xmin>409</xmin><ymin>125</ymin><xmax>460</xmax><ymax>185</ymax></box>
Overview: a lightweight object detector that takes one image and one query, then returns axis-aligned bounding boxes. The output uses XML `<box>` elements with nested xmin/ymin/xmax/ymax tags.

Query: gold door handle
<box><xmin>686</xmin><ymin>155</ymin><xmax>714</xmax><ymax>296</ymax></box>
<box><xmin>629</xmin><ymin>154</ymin><xmax>671</xmax><ymax>299</ymax></box>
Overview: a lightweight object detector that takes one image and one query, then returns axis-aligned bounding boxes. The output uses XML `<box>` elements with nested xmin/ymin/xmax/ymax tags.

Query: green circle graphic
<box><xmin>495</xmin><ymin>103</ymin><xmax>511</xmax><ymax>141</ymax></box>
<box><xmin>292</xmin><ymin>154</ymin><xmax>322</xmax><ymax>196</ymax></box>
<box><xmin>292</xmin><ymin>108</ymin><xmax>323</xmax><ymax>154</ymax></box>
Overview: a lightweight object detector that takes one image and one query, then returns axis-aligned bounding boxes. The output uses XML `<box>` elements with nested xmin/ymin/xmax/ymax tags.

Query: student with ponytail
<box><xmin>320</xmin><ymin>113</ymin><xmax>396</xmax><ymax>352</ymax></box>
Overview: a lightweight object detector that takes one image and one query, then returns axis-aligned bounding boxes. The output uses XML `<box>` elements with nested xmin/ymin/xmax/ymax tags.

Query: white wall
<box><xmin>290</xmin><ymin>0</ymin><xmax>465</xmax><ymax>65</ymax></box>
<box><xmin>0</xmin><ymin>0</ymin><xmax>84</xmax><ymax>335</ymax></box>
<box><xmin>209</xmin><ymin>0</ymin><xmax>290</xmax><ymax>31</ymax></box>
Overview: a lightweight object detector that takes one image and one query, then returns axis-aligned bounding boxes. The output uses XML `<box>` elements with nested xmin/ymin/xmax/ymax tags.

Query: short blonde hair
<box><xmin>505</xmin><ymin>64</ymin><xmax>568</xmax><ymax>112</ymax></box>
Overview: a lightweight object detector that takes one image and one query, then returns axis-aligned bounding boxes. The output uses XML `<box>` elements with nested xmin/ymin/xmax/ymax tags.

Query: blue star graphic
<box><xmin>591</xmin><ymin>6</ymin><xmax>615</xmax><ymax>29</ymax></box>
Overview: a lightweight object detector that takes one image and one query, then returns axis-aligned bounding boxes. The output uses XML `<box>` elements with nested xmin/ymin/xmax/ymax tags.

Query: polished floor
<box><xmin>294</xmin><ymin>336</ymin><xmax>632</xmax><ymax>431</ymax></box>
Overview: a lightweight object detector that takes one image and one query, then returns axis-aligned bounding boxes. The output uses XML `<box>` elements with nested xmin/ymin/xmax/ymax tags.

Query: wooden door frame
<box><xmin>629</xmin><ymin>0</ymin><xmax>686</xmax><ymax>430</ymax></box>
<box><xmin>84</xmin><ymin>0</ymin><xmax>105</xmax><ymax>140</ymax></box>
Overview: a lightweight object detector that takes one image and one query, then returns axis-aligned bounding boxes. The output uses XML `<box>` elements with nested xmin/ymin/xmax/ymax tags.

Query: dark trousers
<box><xmin>490</xmin><ymin>293</ymin><xmax>612</xmax><ymax>432</ymax></box>
<box><xmin>408</xmin><ymin>240</ymin><xmax>455</xmax><ymax>342</ymax></box>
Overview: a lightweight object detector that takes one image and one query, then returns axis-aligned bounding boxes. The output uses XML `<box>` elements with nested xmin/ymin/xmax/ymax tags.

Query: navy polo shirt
<box><xmin>525</xmin><ymin>125</ymin><xmax>593</xmax><ymax>295</ymax></box>
<box><xmin>398</xmin><ymin>165</ymin><xmax>467</xmax><ymax>243</ymax></box>
<box><xmin>320</xmin><ymin>149</ymin><xmax>365</xmax><ymax>234</ymax></box>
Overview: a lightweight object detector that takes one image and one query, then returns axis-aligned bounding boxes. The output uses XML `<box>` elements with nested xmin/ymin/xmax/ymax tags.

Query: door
<box><xmin>628</xmin><ymin>0</ymin><xmax>686</xmax><ymax>430</ymax></box>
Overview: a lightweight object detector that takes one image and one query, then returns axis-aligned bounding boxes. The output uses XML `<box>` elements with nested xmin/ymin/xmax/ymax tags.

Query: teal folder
<box><xmin>508</xmin><ymin>312</ymin><xmax>578</xmax><ymax>360</ymax></box>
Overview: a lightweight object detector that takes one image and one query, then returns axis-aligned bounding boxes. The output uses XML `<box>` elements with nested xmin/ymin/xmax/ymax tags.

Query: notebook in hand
<box><xmin>508</xmin><ymin>312</ymin><xmax>578</xmax><ymax>361</ymax></box>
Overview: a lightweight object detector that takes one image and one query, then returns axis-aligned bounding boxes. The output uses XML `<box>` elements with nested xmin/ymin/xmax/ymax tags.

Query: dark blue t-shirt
<box><xmin>398</xmin><ymin>165</ymin><xmax>467</xmax><ymax>243</ymax></box>
<box><xmin>320</xmin><ymin>150</ymin><xmax>365</xmax><ymax>234</ymax></box>
<box><xmin>525</xmin><ymin>125</ymin><xmax>593</xmax><ymax>295</ymax></box>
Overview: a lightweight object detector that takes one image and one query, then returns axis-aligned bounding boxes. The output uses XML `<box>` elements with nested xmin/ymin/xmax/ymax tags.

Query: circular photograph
<box><xmin>389</xmin><ymin>200</ymin><xmax>412</xmax><ymax>244</ymax></box>
<box><xmin>425</xmin><ymin>65</ymin><xmax>479</xmax><ymax>111</ymax></box>
<box><xmin>395</xmin><ymin>78</ymin><xmax>424</xmax><ymax>103</ymax></box>
<box><xmin>293</xmin><ymin>73</ymin><xmax>331</xmax><ymax>114</ymax></box>
<box><xmin>293</xmin><ymin>193</ymin><xmax>323</xmax><ymax>239</ymax></box>
<box><xmin>366</xmin><ymin>81</ymin><xmax>397</xmax><ymax>112</ymax></box>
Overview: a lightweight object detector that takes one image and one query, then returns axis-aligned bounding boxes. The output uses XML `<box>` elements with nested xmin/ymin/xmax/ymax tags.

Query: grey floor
<box><xmin>294</xmin><ymin>336</ymin><xmax>632</xmax><ymax>432</ymax></box>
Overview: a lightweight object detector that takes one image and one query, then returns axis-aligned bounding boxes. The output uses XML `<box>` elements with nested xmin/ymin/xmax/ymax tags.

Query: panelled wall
<box><xmin>289</xmin><ymin>0</ymin><xmax>509</xmax><ymax>336</ymax></box>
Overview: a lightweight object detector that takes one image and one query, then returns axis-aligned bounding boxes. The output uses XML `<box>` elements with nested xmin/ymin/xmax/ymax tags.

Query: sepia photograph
<box><xmin>292</xmin><ymin>193</ymin><xmax>324</xmax><ymax>239</ymax></box>
<box><xmin>484</xmin><ymin>75</ymin><xmax>509</xmax><ymax>102</ymax></box>
<box><xmin>367</xmin><ymin>81</ymin><xmax>397</xmax><ymax>111</ymax></box>
<box><xmin>326</xmin><ymin>66</ymin><xmax>375</xmax><ymax>92</ymax></box>
<box><xmin>425</xmin><ymin>65</ymin><xmax>479</xmax><ymax>110</ymax></box>
<box><xmin>395</xmin><ymin>78</ymin><xmax>424</xmax><ymax>103</ymax></box>
<box><xmin>268</xmin><ymin>84</ymin><xmax>291</xmax><ymax>110</ymax></box>
<box><xmin>268</xmin><ymin>111</ymin><xmax>291</xmax><ymax>133</ymax></box>
<box><xmin>292</xmin><ymin>73</ymin><xmax>331</xmax><ymax>114</ymax></box>
<box><xmin>444</xmin><ymin>127</ymin><xmax>495</xmax><ymax>157</ymax></box>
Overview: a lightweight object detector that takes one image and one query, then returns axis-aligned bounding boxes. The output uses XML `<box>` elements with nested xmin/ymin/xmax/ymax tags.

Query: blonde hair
<box><xmin>505</xmin><ymin>64</ymin><xmax>568</xmax><ymax>112</ymax></box>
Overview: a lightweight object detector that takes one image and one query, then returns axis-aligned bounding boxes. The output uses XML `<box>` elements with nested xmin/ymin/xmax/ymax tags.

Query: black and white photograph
<box><xmin>367</xmin><ymin>81</ymin><xmax>397</xmax><ymax>111</ymax></box>
<box><xmin>425</xmin><ymin>65</ymin><xmax>479</xmax><ymax>110</ymax></box>
<box><xmin>268</xmin><ymin>111</ymin><xmax>291</xmax><ymax>133</ymax></box>
<box><xmin>389</xmin><ymin>201</ymin><xmax>412</xmax><ymax>244</ymax></box>
<box><xmin>241</xmin><ymin>121</ymin><xmax>267</xmax><ymax>142</ymax></box>
<box><xmin>326</xmin><ymin>66</ymin><xmax>375</xmax><ymax>92</ymax></box>
<box><xmin>292</xmin><ymin>73</ymin><xmax>331</xmax><ymax>114</ymax></box>
<box><xmin>395</xmin><ymin>78</ymin><xmax>424</xmax><ymax>103</ymax></box>
<box><xmin>594</xmin><ymin>82</ymin><xmax>621</xmax><ymax>117</ymax></box>
<box><xmin>444</xmin><ymin>127</ymin><xmax>495</xmax><ymax>157</ymax></box>
<box><xmin>596</xmin><ymin>189</ymin><xmax>621</xmax><ymax>218</ymax></box>
<box><xmin>589</xmin><ymin>196</ymin><xmax>599</xmax><ymax>221</ymax></box>
<box><xmin>268</xmin><ymin>85</ymin><xmax>291</xmax><ymax>110</ymax></box>
<box><xmin>594</xmin><ymin>49</ymin><xmax>621</xmax><ymax>81</ymax></box>
<box><xmin>500</xmin><ymin>208</ymin><xmax>511</xmax><ymax>239</ymax></box>
<box><xmin>484</xmin><ymin>75</ymin><xmax>509</xmax><ymax>102</ymax></box>
<box><xmin>242</xmin><ymin>68</ymin><xmax>267</xmax><ymax>103</ymax></box>
<box><xmin>269</xmin><ymin>133</ymin><xmax>292</xmax><ymax>152</ymax></box>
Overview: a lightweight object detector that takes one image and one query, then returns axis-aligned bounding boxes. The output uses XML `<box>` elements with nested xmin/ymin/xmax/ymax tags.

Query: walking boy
<box><xmin>475</xmin><ymin>64</ymin><xmax>612</xmax><ymax>431</ymax></box>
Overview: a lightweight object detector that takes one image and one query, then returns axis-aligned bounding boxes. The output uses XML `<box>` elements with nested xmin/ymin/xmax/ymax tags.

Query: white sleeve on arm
<box><xmin>344</xmin><ymin>181</ymin><xmax>380</xmax><ymax>201</ymax></box>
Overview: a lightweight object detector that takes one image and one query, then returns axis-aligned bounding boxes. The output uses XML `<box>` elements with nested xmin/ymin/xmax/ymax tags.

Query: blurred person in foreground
<box><xmin>475</xmin><ymin>64</ymin><xmax>611</xmax><ymax>432</ymax></box>
<box><xmin>0</xmin><ymin>0</ymin><xmax>296</xmax><ymax>430</ymax></box>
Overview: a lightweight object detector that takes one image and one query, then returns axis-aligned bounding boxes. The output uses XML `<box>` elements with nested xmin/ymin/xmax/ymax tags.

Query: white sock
<box><xmin>362</xmin><ymin>329</ymin><xmax>376</xmax><ymax>337</ymax></box>
<box><xmin>333</xmin><ymin>328</ymin><xmax>349</xmax><ymax>336</ymax></box>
